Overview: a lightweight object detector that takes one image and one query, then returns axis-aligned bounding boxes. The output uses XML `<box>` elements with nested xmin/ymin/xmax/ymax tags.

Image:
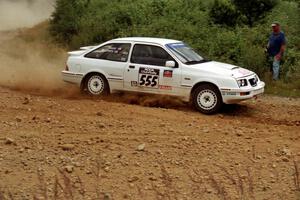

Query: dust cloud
<box><xmin>0</xmin><ymin>0</ymin><xmax>55</xmax><ymax>31</ymax></box>
<box><xmin>0</xmin><ymin>0</ymin><xmax>79</xmax><ymax>97</ymax></box>
<box><xmin>102</xmin><ymin>93</ymin><xmax>188</xmax><ymax>109</ymax></box>
<box><xmin>0</xmin><ymin>28</ymin><xmax>75</xmax><ymax>96</ymax></box>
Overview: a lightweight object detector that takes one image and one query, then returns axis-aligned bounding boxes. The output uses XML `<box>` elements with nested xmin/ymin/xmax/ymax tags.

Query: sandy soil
<box><xmin>0</xmin><ymin>28</ymin><xmax>300</xmax><ymax>200</ymax></box>
<box><xmin>0</xmin><ymin>87</ymin><xmax>299</xmax><ymax>200</ymax></box>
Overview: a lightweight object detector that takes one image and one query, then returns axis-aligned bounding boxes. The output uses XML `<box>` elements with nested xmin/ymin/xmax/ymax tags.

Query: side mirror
<box><xmin>165</xmin><ymin>60</ymin><xmax>176</xmax><ymax>68</ymax></box>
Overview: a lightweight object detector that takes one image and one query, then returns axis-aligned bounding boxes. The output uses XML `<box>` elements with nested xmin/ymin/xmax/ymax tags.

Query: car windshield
<box><xmin>166</xmin><ymin>43</ymin><xmax>210</xmax><ymax>65</ymax></box>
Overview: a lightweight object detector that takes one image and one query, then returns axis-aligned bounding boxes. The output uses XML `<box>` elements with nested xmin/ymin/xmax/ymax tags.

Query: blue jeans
<box><xmin>272</xmin><ymin>58</ymin><xmax>280</xmax><ymax>80</ymax></box>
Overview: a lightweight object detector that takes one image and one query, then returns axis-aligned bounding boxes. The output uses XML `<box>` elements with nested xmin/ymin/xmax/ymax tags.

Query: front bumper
<box><xmin>61</xmin><ymin>71</ymin><xmax>83</xmax><ymax>85</ymax></box>
<box><xmin>221</xmin><ymin>81</ymin><xmax>265</xmax><ymax>104</ymax></box>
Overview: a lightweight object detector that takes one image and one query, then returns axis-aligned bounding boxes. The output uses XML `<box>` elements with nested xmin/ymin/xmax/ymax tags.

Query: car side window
<box><xmin>131</xmin><ymin>44</ymin><xmax>175</xmax><ymax>66</ymax></box>
<box><xmin>85</xmin><ymin>43</ymin><xmax>131</xmax><ymax>62</ymax></box>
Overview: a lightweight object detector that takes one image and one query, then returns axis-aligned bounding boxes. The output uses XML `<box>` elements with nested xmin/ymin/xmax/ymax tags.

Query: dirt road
<box><xmin>0</xmin><ymin>27</ymin><xmax>300</xmax><ymax>200</ymax></box>
<box><xmin>0</xmin><ymin>85</ymin><xmax>299</xmax><ymax>200</ymax></box>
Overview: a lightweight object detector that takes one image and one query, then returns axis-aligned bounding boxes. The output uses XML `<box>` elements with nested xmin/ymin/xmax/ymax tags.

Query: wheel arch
<box><xmin>80</xmin><ymin>71</ymin><xmax>110</xmax><ymax>92</ymax></box>
<box><xmin>190</xmin><ymin>81</ymin><xmax>222</xmax><ymax>101</ymax></box>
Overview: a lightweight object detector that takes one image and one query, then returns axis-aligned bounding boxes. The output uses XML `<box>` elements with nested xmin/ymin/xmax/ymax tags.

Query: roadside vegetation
<box><xmin>50</xmin><ymin>0</ymin><xmax>300</xmax><ymax>97</ymax></box>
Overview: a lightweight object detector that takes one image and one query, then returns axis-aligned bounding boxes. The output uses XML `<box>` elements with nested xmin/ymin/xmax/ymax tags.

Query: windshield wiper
<box><xmin>185</xmin><ymin>59</ymin><xmax>210</xmax><ymax>65</ymax></box>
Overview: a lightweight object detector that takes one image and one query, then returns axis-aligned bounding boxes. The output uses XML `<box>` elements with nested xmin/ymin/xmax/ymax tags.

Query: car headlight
<box><xmin>254</xmin><ymin>75</ymin><xmax>259</xmax><ymax>82</ymax></box>
<box><xmin>237</xmin><ymin>79</ymin><xmax>248</xmax><ymax>87</ymax></box>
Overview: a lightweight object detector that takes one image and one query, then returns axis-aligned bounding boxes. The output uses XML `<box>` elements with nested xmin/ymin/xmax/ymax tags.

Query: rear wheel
<box><xmin>84</xmin><ymin>74</ymin><xmax>109</xmax><ymax>96</ymax></box>
<box><xmin>192</xmin><ymin>84</ymin><xmax>222</xmax><ymax>114</ymax></box>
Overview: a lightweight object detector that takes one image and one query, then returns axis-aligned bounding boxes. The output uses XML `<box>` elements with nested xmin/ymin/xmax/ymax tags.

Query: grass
<box><xmin>1</xmin><ymin>159</ymin><xmax>300</xmax><ymax>199</ymax></box>
<box><xmin>265</xmin><ymin>80</ymin><xmax>300</xmax><ymax>98</ymax></box>
<box><xmin>294</xmin><ymin>161</ymin><xmax>300</xmax><ymax>189</ymax></box>
<box><xmin>294</xmin><ymin>160</ymin><xmax>300</xmax><ymax>200</ymax></box>
<box><xmin>265</xmin><ymin>83</ymin><xmax>300</xmax><ymax>98</ymax></box>
<box><xmin>263</xmin><ymin>72</ymin><xmax>300</xmax><ymax>98</ymax></box>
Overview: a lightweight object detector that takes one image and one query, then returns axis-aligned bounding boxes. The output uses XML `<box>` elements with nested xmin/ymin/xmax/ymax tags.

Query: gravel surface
<box><xmin>0</xmin><ymin>87</ymin><xmax>299</xmax><ymax>200</ymax></box>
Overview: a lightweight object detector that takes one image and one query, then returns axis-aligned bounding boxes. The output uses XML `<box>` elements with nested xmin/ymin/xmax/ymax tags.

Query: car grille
<box><xmin>249</xmin><ymin>77</ymin><xmax>258</xmax><ymax>87</ymax></box>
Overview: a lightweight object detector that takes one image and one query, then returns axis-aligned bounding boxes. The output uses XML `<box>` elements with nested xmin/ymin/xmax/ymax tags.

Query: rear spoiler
<box><xmin>80</xmin><ymin>46</ymin><xmax>96</xmax><ymax>50</ymax></box>
<box><xmin>68</xmin><ymin>46</ymin><xmax>96</xmax><ymax>56</ymax></box>
<box><xmin>68</xmin><ymin>50</ymin><xmax>86</xmax><ymax>56</ymax></box>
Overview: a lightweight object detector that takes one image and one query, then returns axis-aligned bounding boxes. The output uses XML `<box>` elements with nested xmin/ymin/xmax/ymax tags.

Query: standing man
<box><xmin>267</xmin><ymin>22</ymin><xmax>286</xmax><ymax>80</ymax></box>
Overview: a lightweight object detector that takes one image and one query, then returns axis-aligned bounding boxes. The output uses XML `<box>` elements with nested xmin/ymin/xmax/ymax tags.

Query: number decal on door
<box><xmin>138</xmin><ymin>67</ymin><xmax>159</xmax><ymax>88</ymax></box>
<box><xmin>139</xmin><ymin>75</ymin><xmax>158</xmax><ymax>87</ymax></box>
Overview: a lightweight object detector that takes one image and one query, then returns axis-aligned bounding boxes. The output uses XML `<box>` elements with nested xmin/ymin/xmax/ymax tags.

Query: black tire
<box><xmin>83</xmin><ymin>74</ymin><xmax>109</xmax><ymax>96</ymax></box>
<box><xmin>192</xmin><ymin>84</ymin><xmax>222</xmax><ymax>114</ymax></box>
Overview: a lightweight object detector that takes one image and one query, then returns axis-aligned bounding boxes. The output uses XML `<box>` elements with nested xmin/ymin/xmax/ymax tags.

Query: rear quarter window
<box><xmin>85</xmin><ymin>43</ymin><xmax>131</xmax><ymax>62</ymax></box>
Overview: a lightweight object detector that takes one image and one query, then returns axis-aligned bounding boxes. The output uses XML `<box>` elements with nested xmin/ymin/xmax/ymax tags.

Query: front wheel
<box><xmin>192</xmin><ymin>84</ymin><xmax>222</xmax><ymax>114</ymax></box>
<box><xmin>84</xmin><ymin>74</ymin><xmax>109</xmax><ymax>96</ymax></box>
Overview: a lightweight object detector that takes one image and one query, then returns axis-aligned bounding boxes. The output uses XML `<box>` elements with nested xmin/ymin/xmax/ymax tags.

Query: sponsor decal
<box><xmin>131</xmin><ymin>81</ymin><xmax>138</xmax><ymax>87</ymax></box>
<box><xmin>138</xmin><ymin>67</ymin><xmax>160</xmax><ymax>88</ymax></box>
<box><xmin>139</xmin><ymin>67</ymin><xmax>159</xmax><ymax>76</ymax></box>
<box><xmin>227</xmin><ymin>92</ymin><xmax>236</xmax><ymax>96</ymax></box>
<box><xmin>222</xmin><ymin>91</ymin><xmax>236</xmax><ymax>96</ymax></box>
<box><xmin>159</xmin><ymin>85</ymin><xmax>172</xmax><ymax>90</ymax></box>
<box><xmin>238</xmin><ymin>69</ymin><xmax>250</xmax><ymax>76</ymax></box>
<box><xmin>163</xmin><ymin>70</ymin><xmax>173</xmax><ymax>78</ymax></box>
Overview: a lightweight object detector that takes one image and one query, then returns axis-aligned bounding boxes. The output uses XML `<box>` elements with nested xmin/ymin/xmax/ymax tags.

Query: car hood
<box><xmin>190</xmin><ymin>61</ymin><xmax>254</xmax><ymax>78</ymax></box>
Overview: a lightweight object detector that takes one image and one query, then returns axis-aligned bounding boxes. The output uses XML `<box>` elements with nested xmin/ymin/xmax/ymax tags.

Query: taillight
<box><xmin>65</xmin><ymin>64</ymin><xmax>69</xmax><ymax>71</ymax></box>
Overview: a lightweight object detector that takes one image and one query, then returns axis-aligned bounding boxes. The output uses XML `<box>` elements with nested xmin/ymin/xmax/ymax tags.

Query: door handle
<box><xmin>129</xmin><ymin>65</ymin><xmax>135</xmax><ymax>69</ymax></box>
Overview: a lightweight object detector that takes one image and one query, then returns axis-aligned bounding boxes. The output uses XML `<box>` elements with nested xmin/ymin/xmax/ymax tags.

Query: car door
<box><xmin>83</xmin><ymin>43</ymin><xmax>131</xmax><ymax>90</ymax></box>
<box><xmin>124</xmin><ymin>43</ymin><xmax>181</xmax><ymax>95</ymax></box>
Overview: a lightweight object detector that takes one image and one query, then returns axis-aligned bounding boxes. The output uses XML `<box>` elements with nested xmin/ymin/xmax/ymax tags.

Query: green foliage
<box><xmin>232</xmin><ymin>0</ymin><xmax>278</xmax><ymax>26</ymax></box>
<box><xmin>209</xmin><ymin>0</ymin><xmax>240</xmax><ymax>26</ymax></box>
<box><xmin>209</xmin><ymin>0</ymin><xmax>278</xmax><ymax>27</ymax></box>
<box><xmin>50</xmin><ymin>0</ymin><xmax>300</xmax><ymax>96</ymax></box>
<box><xmin>50</xmin><ymin>0</ymin><xmax>89</xmax><ymax>43</ymax></box>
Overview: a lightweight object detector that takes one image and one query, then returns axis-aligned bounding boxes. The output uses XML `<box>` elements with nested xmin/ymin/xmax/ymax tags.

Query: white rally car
<box><xmin>62</xmin><ymin>37</ymin><xmax>265</xmax><ymax>114</ymax></box>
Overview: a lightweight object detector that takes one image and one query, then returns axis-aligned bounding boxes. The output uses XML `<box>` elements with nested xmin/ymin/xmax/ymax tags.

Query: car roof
<box><xmin>111</xmin><ymin>37</ymin><xmax>182</xmax><ymax>45</ymax></box>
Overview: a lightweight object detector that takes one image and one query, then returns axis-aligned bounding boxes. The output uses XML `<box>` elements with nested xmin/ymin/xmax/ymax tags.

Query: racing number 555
<box><xmin>139</xmin><ymin>74</ymin><xmax>158</xmax><ymax>87</ymax></box>
<box><xmin>138</xmin><ymin>67</ymin><xmax>160</xmax><ymax>89</ymax></box>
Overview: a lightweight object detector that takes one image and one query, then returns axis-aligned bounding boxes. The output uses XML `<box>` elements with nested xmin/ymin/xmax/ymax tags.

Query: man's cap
<box><xmin>271</xmin><ymin>22</ymin><xmax>280</xmax><ymax>27</ymax></box>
